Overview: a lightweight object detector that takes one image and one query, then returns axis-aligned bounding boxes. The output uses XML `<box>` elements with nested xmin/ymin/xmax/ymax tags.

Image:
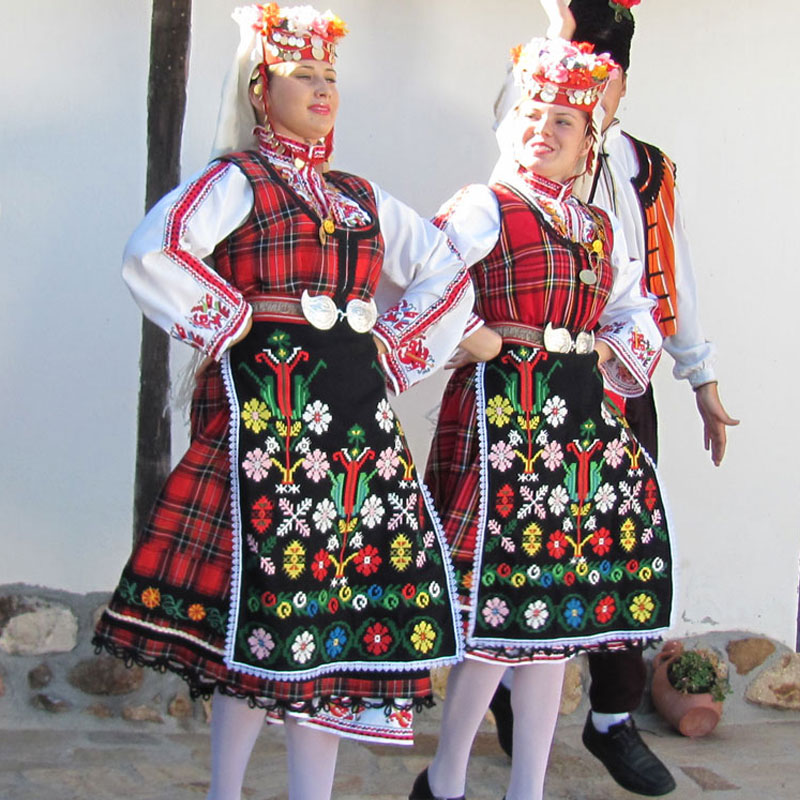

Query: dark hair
<box><xmin>570</xmin><ymin>0</ymin><xmax>635</xmax><ymax>72</ymax></box>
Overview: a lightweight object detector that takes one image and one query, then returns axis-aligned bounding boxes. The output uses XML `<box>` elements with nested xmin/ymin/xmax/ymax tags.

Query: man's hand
<box><xmin>694</xmin><ymin>382</ymin><xmax>739</xmax><ymax>466</ymax></box>
<box><xmin>541</xmin><ymin>0</ymin><xmax>576</xmax><ymax>39</ymax></box>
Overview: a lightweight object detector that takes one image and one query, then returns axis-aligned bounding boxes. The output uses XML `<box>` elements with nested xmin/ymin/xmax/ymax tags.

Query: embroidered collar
<box><xmin>517</xmin><ymin>169</ymin><xmax>575</xmax><ymax>202</ymax></box>
<box><xmin>255</xmin><ymin>126</ymin><xmax>370</xmax><ymax>230</ymax></box>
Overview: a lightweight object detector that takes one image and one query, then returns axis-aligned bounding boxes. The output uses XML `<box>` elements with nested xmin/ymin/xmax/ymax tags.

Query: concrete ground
<box><xmin>2</xmin><ymin>708</ymin><xmax>799</xmax><ymax>800</ymax></box>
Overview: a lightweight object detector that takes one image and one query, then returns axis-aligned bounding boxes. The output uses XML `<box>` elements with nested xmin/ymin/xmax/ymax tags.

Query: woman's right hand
<box><xmin>447</xmin><ymin>326</ymin><xmax>503</xmax><ymax>369</ymax></box>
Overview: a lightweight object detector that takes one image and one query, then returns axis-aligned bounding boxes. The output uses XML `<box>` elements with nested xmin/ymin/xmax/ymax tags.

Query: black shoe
<box><xmin>582</xmin><ymin>713</ymin><xmax>676</xmax><ymax>796</ymax></box>
<box><xmin>489</xmin><ymin>683</ymin><xmax>514</xmax><ymax>758</ymax></box>
<box><xmin>409</xmin><ymin>768</ymin><xmax>465</xmax><ymax>800</ymax></box>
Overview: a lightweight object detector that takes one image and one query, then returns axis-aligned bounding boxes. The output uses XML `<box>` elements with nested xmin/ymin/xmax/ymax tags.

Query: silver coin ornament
<box><xmin>301</xmin><ymin>290</ymin><xmax>338</xmax><ymax>330</ymax></box>
<box><xmin>345</xmin><ymin>298</ymin><xmax>378</xmax><ymax>333</ymax></box>
<box><xmin>579</xmin><ymin>268</ymin><xmax>598</xmax><ymax>285</ymax></box>
<box><xmin>574</xmin><ymin>331</ymin><xmax>595</xmax><ymax>355</ymax></box>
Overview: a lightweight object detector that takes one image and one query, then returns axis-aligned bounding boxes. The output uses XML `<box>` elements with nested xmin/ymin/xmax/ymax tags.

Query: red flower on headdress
<box><xmin>255</xmin><ymin>3</ymin><xmax>282</xmax><ymax>35</ymax></box>
<box><xmin>510</xmin><ymin>44</ymin><xmax>523</xmax><ymax>65</ymax></box>
<box><xmin>326</xmin><ymin>15</ymin><xmax>349</xmax><ymax>39</ymax></box>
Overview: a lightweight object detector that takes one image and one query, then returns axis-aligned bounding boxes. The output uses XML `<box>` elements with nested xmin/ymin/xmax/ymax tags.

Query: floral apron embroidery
<box><xmin>221</xmin><ymin>320</ymin><xmax>462</xmax><ymax>679</ymax></box>
<box><xmin>468</xmin><ymin>344</ymin><xmax>673</xmax><ymax>651</ymax></box>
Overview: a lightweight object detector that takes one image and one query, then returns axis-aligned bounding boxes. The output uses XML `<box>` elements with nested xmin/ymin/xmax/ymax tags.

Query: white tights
<box><xmin>428</xmin><ymin>659</ymin><xmax>565</xmax><ymax>800</ymax></box>
<box><xmin>206</xmin><ymin>692</ymin><xmax>340</xmax><ymax>800</ymax></box>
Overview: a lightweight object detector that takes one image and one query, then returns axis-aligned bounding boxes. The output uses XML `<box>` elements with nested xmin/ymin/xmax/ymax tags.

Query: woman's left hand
<box><xmin>694</xmin><ymin>382</ymin><xmax>739</xmax><ymax>466</ymax></box>
<box><xmin>446</xmin><ymin>326</ymin><xmax>504</xmax><ymax>369</ymax></box>
<box><xmin>593</xmin><ymin>340</ymin><xmax>614</xmax><ymax>364</ymax></box>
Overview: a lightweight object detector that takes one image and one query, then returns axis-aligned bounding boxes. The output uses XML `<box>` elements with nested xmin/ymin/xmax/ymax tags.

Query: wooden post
<box><xmin>132</xmin><ymin>0</ymin><xmax>192</xmax><ymax>542</ymax></box>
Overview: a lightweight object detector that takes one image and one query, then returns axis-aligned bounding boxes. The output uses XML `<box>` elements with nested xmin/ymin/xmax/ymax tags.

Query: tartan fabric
<box><xmin>213</xmin><ymin>152</ymin><xmax>384</xmax><ymax>306</ymax></box>
<box><xmin>95</xmin><ymin>360</ymin><xmax>437</xmax><ymax>710</ymax></box>
<box><xmin>446</xmin><ymin>182</ymin><xmax>615</xmax><ymax>333</ymax></box>
<box><xmin>427</xmin><ymin>184</ymin><xmax>617</xmax><ymax>566</ymax></box>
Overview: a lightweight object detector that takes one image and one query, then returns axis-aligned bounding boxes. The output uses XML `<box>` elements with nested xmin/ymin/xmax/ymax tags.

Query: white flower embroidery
<box><xmin>360</xmin><ymin>495</ymin><xmax>385</xmax><ymax>529</ymax></box>
<box><xmin>302</xmin><ymin>449</ymin><xmax>330</xmax><ymax>483</ymax></box>
<box><xmin>303</xmin><ymin>400</ymin><xmax>332</xmax><ymax>435</ymax></box>
<box><xmin>488</xmin><ymin>440</ymin><xmax>515</xmax><ymax>472</ymax></box>
<box><xmin>277</xmin><ymin>498</ymin><xmax>312</xmax><ymax>537</ymax></box>
<box><xmin>376</xmin><ymin>447</ymin><xmax>400</xmax><ymax>480</ymax></box>
<box><xmin>293</xmin><ymin>591</ymin><xmax>307</xmax><ymax>609</ymax></box>
<box><xmin>375</xmin><ymin>399</ymin><xmax>395</xmax><ymax>433</ymax></box>
<box><xmin>543</xmin><ymin>395</ymin><xmax>567</xmax><ymax>427</ymax></box>
<box><xmin>242</xmin><ymin>448</ymin><xmax>270</xmax><ymax>482</ymax></box>
<box><xmin>387</xmin><ymin>492</ymin><xmax>419</xmax><ymax>531</ymax></box>
<box><xmin>541</xmin><ymin>440</ymin><xmax>564</xmax><ymax>471</ymax></box>
<box><xmin>594</xmin><ymin>483</ymin><xmax>617</xmax><ymax>513</ymax></box>
<box><xmin>291</xmin><ymin>631</ymin><xmax>316</xmax><ymax>664</ymax></box>
<box><xmin>604</xmin><ymin>438</ymin><xmax>626</xmax><ymax>468</ymax></box>
<box><xmin>524</xmin><ymin>600</ymin><xmax>549</xmax><ymax>630</ymax></box>
<box><xmin>313</xmin><ymin>499</ymin><xmax>337</xmax><ymax>533</ymax></box>
<box><xmin>548</xmin><ymin>485</ymin><xmax>570</xmax><ymax>516</ymax></box>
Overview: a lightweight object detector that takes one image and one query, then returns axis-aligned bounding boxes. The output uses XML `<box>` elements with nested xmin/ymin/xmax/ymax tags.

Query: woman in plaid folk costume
<box><xmin>410</xmin><ymin>38</ymin><xmax>674</xmax><ymax>800</ymax></box>
<box><xmin>94</xmin><ymin>5</ymin><xmax>477</xmax><ymax>798</ymax></box>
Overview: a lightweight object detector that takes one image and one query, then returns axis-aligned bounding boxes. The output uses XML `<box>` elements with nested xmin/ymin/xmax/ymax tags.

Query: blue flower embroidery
<box><xmin>564</xmin><ymin>598</ymin><xmax>585</xmax><ymax>629</ymax></box>
<box><xmin>367</xmin><ymin>584</ymin><xmax>383</xmax><ymax>600</ymax></box>
<box><xmin>325</xmin><ymin>625</ymin><xmax>348</xmax><ymax>658</ymax></box>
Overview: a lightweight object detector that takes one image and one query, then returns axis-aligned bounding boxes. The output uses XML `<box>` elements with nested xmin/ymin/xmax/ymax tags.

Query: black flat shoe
<box><xmin>489</xmin><ymin>683</ymin><xmax>514</xmax><ymax>758</ymax></box>
<box><xmin>582</xmin><ymin>712</ymin><xmax>676</xmax><ymax>796</ymax></box>
<box><xmin>409</xmin><ymin>768</ymin><xmax>466</xmax><ymax>800</ymax></box>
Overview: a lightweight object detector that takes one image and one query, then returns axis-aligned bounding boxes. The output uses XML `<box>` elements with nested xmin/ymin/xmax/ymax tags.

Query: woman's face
<box><xmin>512</xmin><ymin>100</ymin><xmax>592</xmax><ymax>183</ymax></box>
<box><xmin>250</xmin><ymin>59</ymin><xmax>339</xmax><ymax>143</ymax></box>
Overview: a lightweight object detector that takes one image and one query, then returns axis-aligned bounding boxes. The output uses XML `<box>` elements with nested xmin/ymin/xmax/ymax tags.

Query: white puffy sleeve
<box><xmin>663</xmin><ymin>186</ymin><xmax>717</xmax><ymax>387</ymax></box>
<box><xmin>370</xmin><ymin>183</ymin><xmax>475</xmax><ymax>394</ymax></box>
<box><xmin>122</xmin><ymin>161</ymin><xmax>254</xmax><ymax>360</ymax></box>
<box><xmin>596</xmin><ymin>213</ymin><xmax>663</xmax><ymax>397</ymax></box>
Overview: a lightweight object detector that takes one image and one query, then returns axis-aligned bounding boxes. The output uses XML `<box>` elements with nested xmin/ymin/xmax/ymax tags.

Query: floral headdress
<box><xmin>511</xmin><ymin>37</ymin><xmax>620</xmax><ymax>113</ymax></box>
<box><xmin>238</xmin><ymin>3</ymin><xmax>348</xmax><ymax>66</ymax></box>
<box><xmin>210</xmin><ymin>4</ymin><xmax>347</xmax><ymax>159</ymax></box>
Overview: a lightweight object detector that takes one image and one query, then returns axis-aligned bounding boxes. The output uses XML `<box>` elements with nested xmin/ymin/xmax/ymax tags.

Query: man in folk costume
<box><xmin>486</xmin><ymin>1</ymin><xmax>739</xmax><ymax>796</ymax></box>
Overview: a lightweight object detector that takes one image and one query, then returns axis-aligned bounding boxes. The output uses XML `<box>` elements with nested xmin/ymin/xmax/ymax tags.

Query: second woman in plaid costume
<box><xmin>412</xmin><ymin>38</ymin><xmax>673</xmax><ymax>800</ymax></box>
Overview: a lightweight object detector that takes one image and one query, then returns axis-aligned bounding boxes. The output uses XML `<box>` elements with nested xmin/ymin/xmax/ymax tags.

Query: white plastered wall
<box><xmin>1</xmin><ymin>1</ymin><xmax>797</xmax><ymax>647</ymax></box>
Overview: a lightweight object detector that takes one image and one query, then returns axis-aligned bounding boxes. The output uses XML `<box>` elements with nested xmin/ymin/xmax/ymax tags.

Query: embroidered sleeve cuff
<box><xmin>597</xmin><ymin>328</ymin><xmax>661</xmax><ymax>398</ymax></box>
<box><xmin>461</xmin><ymin>312</ymin><xmax>484</xmax><ymax>340</ymax></box>
<box><xmin>171</xmin><ymin>298</ymin><xmax>252</xmax><ymax>360</ymax></box>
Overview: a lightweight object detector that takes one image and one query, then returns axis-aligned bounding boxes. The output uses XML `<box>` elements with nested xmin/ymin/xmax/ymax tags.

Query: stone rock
<box><xmin>122</xmin><ymin>703</ymin><xmax>165</xmax><ymax>724</ymax></box>
<box><xmin>28</xmin><ymin>661</ymin><xmax>53</xmax><ymax>689</ymax></box>
<box><xmin>31</xmin><ymin>692</ymin><xmax>72</xmax><ymax>713</ymax></box>
<box><xmin>85</xmin><ymin>702</ymin><xmax>115</xmax><ymax>719</ymax></box>
<box><xmin>727</xmin><ymin>637</ymin><xmax>776</xmax><ymax>675</ymax></box>
<box><xmin>559</xmin><ymin>659</ymin><xmax>584</xmax><ymax>715</ymax></box>
<box><xmin>168</xmin><ymin>693</ymin><xmax>194</xmax><ymax>719</ymax></box>
<box><xmin>92</xmin><ymin>602</ymin><xmax>109</xmax><ymax>629</ymax></box>
<box><xmin>430</xmin><ymin>666</ymin><xmax>450</xmax><ymax>699</ymax></box>
<box><xmin>0</xmin><ymin>596</ymin><xmax>78</xmax><ymax>655</ymax></box>
<box><xmin>68</xmin><ymin>655</ymin><xmax>144</xmax><ymax>695</ymax></box>
<box><xmin>746</xmin><ymin>653</ymin><xmax>800</xmax><ymax>710</ymax></box>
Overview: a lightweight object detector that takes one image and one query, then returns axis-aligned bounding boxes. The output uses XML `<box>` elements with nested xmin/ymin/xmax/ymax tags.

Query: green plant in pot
<box><xmin>651</xmin><ymin>640</ymin><xmax>729</xmax><ymax>737</ymax></box>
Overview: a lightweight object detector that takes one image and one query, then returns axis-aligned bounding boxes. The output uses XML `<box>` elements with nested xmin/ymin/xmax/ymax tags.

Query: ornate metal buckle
<box><xmin>301</xmin><ymin>291</ymin><xmax>377</xmax><ymax>333</ymax></box>
<box><xmin>543</xmin><ymin>322</ymin><xmax>595</xmax><ymax>354</ymax></box>
<box><xmin>345</xmin><ymin>297</ymin><xmax>378</xmax><ymax>333</ymax></box>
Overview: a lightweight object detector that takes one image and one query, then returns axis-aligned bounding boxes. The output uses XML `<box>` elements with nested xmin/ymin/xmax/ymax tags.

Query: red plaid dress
<box><xmin>427</xmin><ymin>178</ymin><xmax>672</xmax><ymax>661</ymax></box>
<box><xmin>95</xmin><ymin>150</ymin><xmax>470</xmax><ymax>742</ymax></box>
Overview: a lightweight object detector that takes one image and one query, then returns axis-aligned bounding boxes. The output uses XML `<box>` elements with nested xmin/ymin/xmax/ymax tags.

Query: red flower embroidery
<box><xmin>353</xmin><ymin>545</ymin><xmax>382</xmax><ymax>576</ymax></box>
<box><xmin>311</xmin><ymin>549</ymin><xmax>332</xmax><ymax>582</ymax></box>
<box><xmin>496</xmin><ymin>484</ymin><xmax>514</xmax><ymax>518</ymax></box>
<box><xmin>251</xmin><ymin>495</ymin><xmax>274</xmax><ymax>534</ymax></box>
<box><xmin>497</xmin><ymin>563</ymin><xmax>512</xmax><ymax>578</ymax></box>
<box><xmin>564</xmin><ymin>571</ymin><xmax>576</xmax><ymax>586</ymax></box>
<box><xmin>594</xmin><ymin>594</ymin><xmax>616</xmax><ymax>624</ymax></box>
<box><xmin>401</xmin><ymin>584</ymin><xmax>416</xmax><ymax>600</ymax></box>
<box><xmin>590</xmin><ymin>528</ymin><xmax>613</xmax><ymax>556</ymax></box>
<box><xmin>364</xmin><ymin>622</ymin><xmax>392</xmax><ymax>655</ymax></box>
<box><xmin>328</xmin><ymin>597</ymin><xmax>339</xmax><ymax>613</ymax></box>
<box><xmin>546</xmin><ymin>531</ymin><xmax>568</xmax><ymax>559</ymax></box>
<box><xmin>626</xmin><ymin>559</ymin><xmax>640</xmax><ymax>573</ymax></box>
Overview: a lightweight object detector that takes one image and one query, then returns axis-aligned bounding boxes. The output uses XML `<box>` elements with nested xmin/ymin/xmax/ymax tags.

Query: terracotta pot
<box><xmin>651</xmin><ymin>640</ymin><xmax>723</xmax><ymax>737</ymax></box>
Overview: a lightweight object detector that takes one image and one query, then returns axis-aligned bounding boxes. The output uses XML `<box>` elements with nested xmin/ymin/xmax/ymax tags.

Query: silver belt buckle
<box><xmin>543</xmin><ymin>322</ymin><xmax>595</xmax><ymax>354</ymax></box>
<box><xmin>301</xmin><ymin>290</ymin><xmax>338</xmax><ymax>330</ymax></box>
<box><xmin>345</xmin><ymin>298</ymin><xmax>378</xmax><ymax>333</ymax></box>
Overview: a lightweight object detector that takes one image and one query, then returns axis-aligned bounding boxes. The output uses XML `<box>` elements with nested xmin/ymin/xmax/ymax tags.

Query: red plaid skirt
<box><xmin>94</xmin><ymin>362</ymin><xmax>434</xmax><ymax>714</ymax></box>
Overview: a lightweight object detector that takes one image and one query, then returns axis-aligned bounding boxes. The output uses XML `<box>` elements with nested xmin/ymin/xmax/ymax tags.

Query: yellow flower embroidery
<box><xmin>187</xmin><ymin>603</ymin><xmax>206</xmax><ymax>621</ymax></box>
<box><xmin>521</xmin><ymin>523</ymin><xmax>543</xmax><ymax>557</ymax></box>
<box><xmin>639</xmin><ymin>566</ymin><xmax>652</xmax><ymax>582</ymax></box>
<box><xmin>486</xmin><ymin>395</ymin><xmax>513</xmax><ymax>427</ymax></box>
<box><xmin>283</xmin><ymin>540</ymin><xmax>306</xmax><ymax>579</ymax></box>
<box><xmin>510</xmin><ymin>572</ymin><xmax>526</xmax><ymax>588</ymax></box>
<box><xmin>242</xmin><ymin>399</ymin><xmax>270</xmax><ymax>433</ymax></box>
<box><xmin>141</xmin><ymin>587</ymin><xmax>161</xmax><ymax>609</ymax></box>
<box><xmin>630</xmin><ymin>593</ymin><xmax>655</xmax><ymax>623</ymax></box>
<box><xmin>339</xmin><ymin>585</ymin><xmax>352</xmax><ymax>602</ymax></box>
<box><xmin>415</xmin><ymin>592</ymin><xmax>430</xmax><ymax>608</ymax></box>
<box><xmin>410</xmin><ymin>621</ymin><xmax>437</xmax><ymax>654</ymax></box>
